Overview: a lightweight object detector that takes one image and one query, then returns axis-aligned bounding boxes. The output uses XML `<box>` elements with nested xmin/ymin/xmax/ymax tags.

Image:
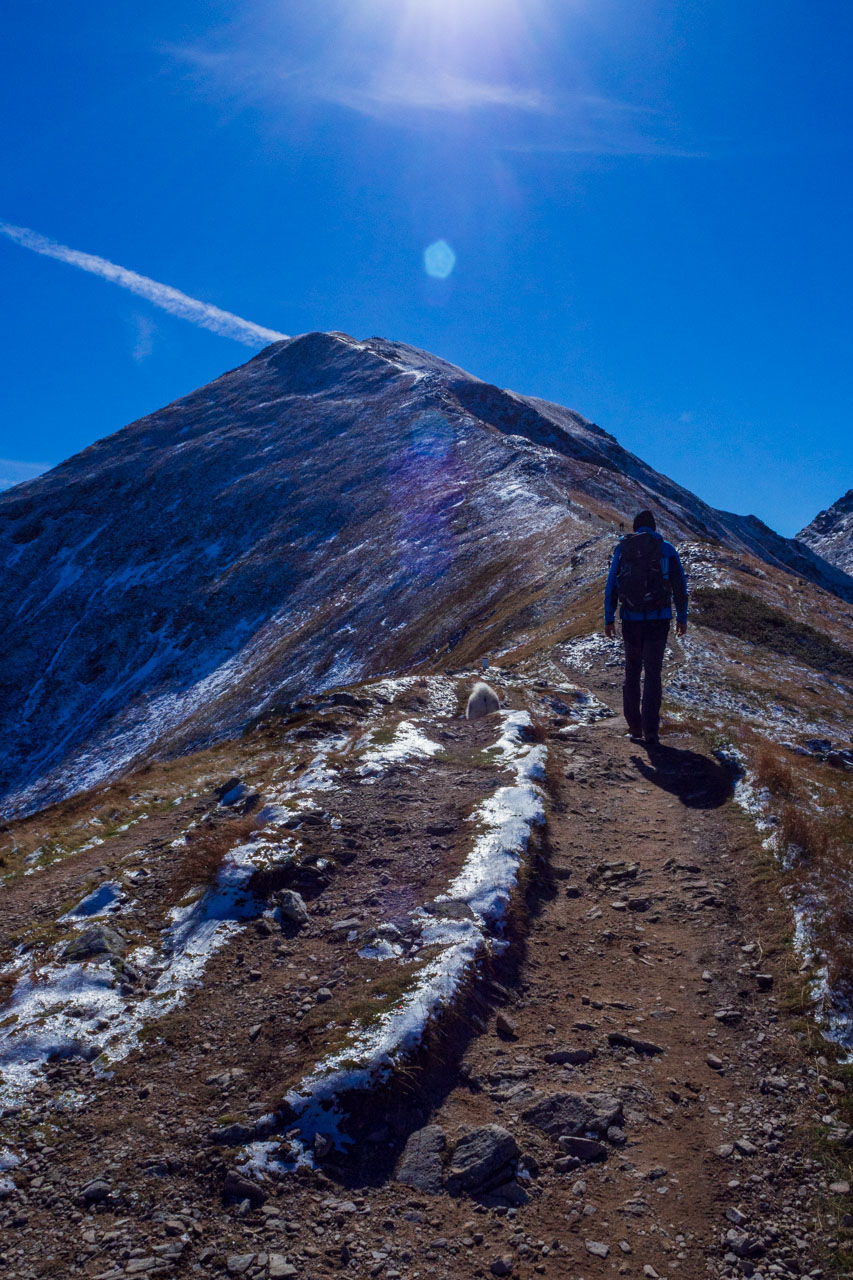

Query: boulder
<box><xmin>277</xmin><ymin>890</ymin><xmax>309</xmax><ymax>926</ymax></box>
<box><xmin>445</xmin><ymin>1125</ymin><xmax>519</xmax><ymax>1193</ymax></box>
<box><xmin>522</xmin><ymin>1091</ymin><xmax>622</xmax><ymax>1138</ymax></box>
<box><xmin>61</xmin><ymin>925</ymin><xmax>126</xmax><ymax>963</ymax></box>
<box><xmin>395</xmin><ymin>1125</ymin><xmax>446</xmax><ymax>1194</ymax></box>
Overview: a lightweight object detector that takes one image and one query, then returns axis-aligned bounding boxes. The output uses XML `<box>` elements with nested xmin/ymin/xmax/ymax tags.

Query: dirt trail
<box><xmin>0</xmin><ymin>668</ymin><xmax>841</xmax><ymax>1280</ymax></box>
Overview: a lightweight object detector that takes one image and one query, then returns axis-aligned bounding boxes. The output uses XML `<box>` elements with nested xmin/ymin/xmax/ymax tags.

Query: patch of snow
<box><xmin>60</xmin><ymin>881</ymin><xmax>125</xmax><ymax>921</ymax></box>
<box><xmin>275</xmin><ymin>709</ymin><xmax>545</xmax><ymax>1152</ymax></box>
<box><xmin>357</xmin><ymin>940</ymin><xmax>403</xmax><ymax>961</ymax></box>
<box><xmin>358</xmin><ymin>721</ymin><xmax>442</xmax><ymax>777</ymax></box>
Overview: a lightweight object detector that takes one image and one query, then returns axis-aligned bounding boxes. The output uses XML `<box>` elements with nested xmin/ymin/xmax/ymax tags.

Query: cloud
<box><xmin>317</xmin><ymin>70</ymin><xmax>552</xmax><ymax>117</ymax></box>
<box><xmin>0</xmin><ymin>222</ymin><xmax>288</xmax><ymax>348</ymax></box>
<box><xmin>130</xmin><ymin>313</ymin><xmax>156</xmax><ymax>363</ymax></box>
<box><xmin>0</xmin><ymin>458</ymin><xmax>51</xmax><ymax>492</ymax></box>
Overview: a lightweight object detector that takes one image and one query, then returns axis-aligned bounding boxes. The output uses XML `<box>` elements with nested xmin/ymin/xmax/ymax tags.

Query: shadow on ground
<box><xmin>631</xmin><ymin>744</ymin><xmax>736</xmax><ymax>809</ymax></box>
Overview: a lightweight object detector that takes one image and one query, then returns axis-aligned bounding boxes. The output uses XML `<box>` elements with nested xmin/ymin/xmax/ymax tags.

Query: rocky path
<box><xmin>0</xmin><ymin>667</ymin><xmax>847</xmax><ymax>1280</ymax></box>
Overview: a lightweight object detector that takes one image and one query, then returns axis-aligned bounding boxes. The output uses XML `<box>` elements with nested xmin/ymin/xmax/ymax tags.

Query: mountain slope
<box><xmin>1</xmin><ymin>330</ymin><xmax>851</xmax><ymax>819</ymax></box>
<box><xmin>799</xmin><ymin>488</ymin><xmax>853</xmax><ymax>574</ymax></box>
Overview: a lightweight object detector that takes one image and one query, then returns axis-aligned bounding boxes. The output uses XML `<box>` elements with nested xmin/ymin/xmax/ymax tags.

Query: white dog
<box><xmin>465</xmin><ymin>681</ymin><xmax>501</xmax><ymax>720</ymax></box>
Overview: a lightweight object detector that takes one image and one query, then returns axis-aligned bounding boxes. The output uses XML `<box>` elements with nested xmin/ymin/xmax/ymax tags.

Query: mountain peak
<box><xmin>798</xmin><ymin>488</ymin><xmax>853</xmax><ymax>574</ymax></box>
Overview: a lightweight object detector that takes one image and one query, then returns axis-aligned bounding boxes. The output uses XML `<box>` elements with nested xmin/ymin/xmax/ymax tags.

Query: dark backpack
<box><xmin>616</xmin><ymin>532</ymin><xmax>671</xmax><ymax>613</ymax></box>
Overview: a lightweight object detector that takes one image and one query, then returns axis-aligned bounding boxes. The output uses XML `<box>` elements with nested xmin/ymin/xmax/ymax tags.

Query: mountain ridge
<box><xmin>1</xmin><ymin>330</ymin><xmax>851</xmax><ymax>820</ymax></box>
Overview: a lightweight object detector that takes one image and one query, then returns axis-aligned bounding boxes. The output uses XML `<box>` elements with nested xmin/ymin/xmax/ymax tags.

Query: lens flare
<box><xmin>423</xmin><ymin>239</ymin><xmax>456</xmax><ymax>279</ymax></box>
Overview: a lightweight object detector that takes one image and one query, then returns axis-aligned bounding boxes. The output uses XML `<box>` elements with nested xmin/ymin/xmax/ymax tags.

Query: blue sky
<box><xmin>1</xmin><ymin>1</ymin><xmax>851</xmax><ymax>536</ymax></box>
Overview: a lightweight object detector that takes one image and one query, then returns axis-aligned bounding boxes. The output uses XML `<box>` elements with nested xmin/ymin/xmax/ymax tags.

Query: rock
<box><xmin>223</xmin><ymin>1170</ymin><xmax>266</xmax><ymax>1206</ymax></box>
<box><xmin>220</xmin><ymin>780</ymin><xmax>249</xmax><ymax>806</ymax></box>
<box><xmin>278</xmin><ymin>890</ymin><xmax>309</xmax><ymax>926</ymax></box>
<box><xmin>314</xmin><ymin>1133</ymin><xmax>333</xmax><ymax>1160</ymax></box>
<box><xmin>565</xmin><ymin>886</ymin><xmax>582</xmax><ymax>898</ymax></box>
<box><xmin>755</xmin><ymin>973</ymin><xmax>774</xmax><ymax>990</ymax></box>
<box><xmin>716</xmin><ymin>1143</ymin><xmax>735</xmax><ymax>1158</ymax></box>
<box><xmin>643</xmin><ymin>1267</ymin><xmax>660</xmax><ymax>1279</ymax></box>
<box><xmin>315</xmin><ymin>987</ymin><xmax>333</xmax><ymax>1003</ymax></box>
<box><xmin>734</xmin><ymin>1138</ymin><xmax>758</xmax><ymax>1157</ymax></box>
<box><xmin>490</xmin><ymin>1258</ymin><xmax>514</xmax><ymax>1276</ymax></box>
<box><xmin>209</xmin><ymin>1123</ymin><xmax>256</xmax><ymax>1145</ymax></box>
<box><xmin>726</xmin><ymin>1207</ymin><xmax>748</xmax><ymax>1226</ymax></box>
<box><xmin>585</xmin><ymin>1240</ymin><xmax>609</xmax><ymax>1258</ymax></box>
<box><xmin>557</xmin><ymin>1136</ymin><xmax>607</xmax><ymax>1163</ymax></box>
<box><xmin>396</xmin><ymin>1126</ymin><xmax>446</xmax><ymax>1194</ymax></box>
<box><xmin>269</xmin><ymin>1258</ymin><xmax>298</xmax><ymax>1279</ymax></box>
<box><xmin>522</xmin><ymin>1091</ymin><xmax>621</xmax><ymax>1138</ymax></box>
<box><xmin>544</xmin><ymin>1048</ymin><xmax>594</xmax><ymax>1066</ymax></box>
<box><xmin>495</xmin><ymin>1012</ymin><xmax>518</xmax><ymax>1040</ymax></box>
<box><xmin>725</xmin><ymin>1229</ymin><xmax>765</xmax><ymax>1259</ymax></box>
<box><xmin>705</xmin><ymin>1054</ymin><xmax>724</xmax><ymax>1071</ymax></box>
<box><xmin>126</xmin><ymin>1260</ymin><xmax>157</xmax><ymax>1275</ymax></box>
<box><xmin>62</xmin><ymin>925</ymin><xmax>126</xmax><ymax>963</ymax></box>
<box><xmin>225</xmin><ymin>1256</ymin><xmax>256</xmax><ymax>1276</ymax></box>
<box><xmin>554</xmin><ymin>1155</ymin><xmax>583</xmax><ymax>1172</ymax></box>
<box><xmin>829</xmin><ymin>1180</ymin><xmax>850</xmax><ymax>1195</ymax></box>
<box><xmin>714</xmin><ymin>1008</ymin><xmax>742</xmax><ymax>1026</ymax></box>
<box><xmin>607</xmin><ymin>1031</ymin><xmax>664</xmax><ymax>1056</ymax></box>
<box><xmin>446</xmin><ymin>1125</ymin><xmax>519</xmax><ymax>1193</ymax></box>
<box><xmin>79</xmin><ymin>1178</ymin><xmax>111</xmax><ymax>1205</ymax></box>
<box><xmin>627</xmin><ymin>896</ymin><xmax>651</xmax><ymax>912</ymax></box>
<box><xmin>607</xmin><ymin>1126</ymin><xmax>627</xmax><ymax>1146</ymax></box>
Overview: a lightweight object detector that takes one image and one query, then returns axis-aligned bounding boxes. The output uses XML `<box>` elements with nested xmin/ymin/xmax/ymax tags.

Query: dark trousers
<box><xmin>621</xmin><ymin>618</ymin><xmax>670</xmax><ymax>739</ymax></box>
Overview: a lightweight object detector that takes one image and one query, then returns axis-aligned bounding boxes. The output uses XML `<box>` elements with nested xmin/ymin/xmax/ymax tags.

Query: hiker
<box><xmin>604</xmin><ymin>510</ymin><xmax>688</xmax><ymax>746</ymax></box>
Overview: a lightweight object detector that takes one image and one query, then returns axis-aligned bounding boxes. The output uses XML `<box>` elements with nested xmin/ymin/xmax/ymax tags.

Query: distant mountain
<box><xmin>2</xmin><ymin>330</ymin><xmax>851</xmax><ymax>818</ymax></box>
<box><xmin>798</xmin><ymin>489</ymin><xmax>853</xmax><ymax>575</ymax></box>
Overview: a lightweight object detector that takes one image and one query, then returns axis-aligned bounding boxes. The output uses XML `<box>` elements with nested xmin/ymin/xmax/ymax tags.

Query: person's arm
<box><xmin>670</xmin><ymin>548</ymin><xmax>688</xmax><ymax>633</ymax></box>
<box><xmin>604</xmin><ymin>545</ymin><xmax>621</xmax><ymax>636</ymax></box>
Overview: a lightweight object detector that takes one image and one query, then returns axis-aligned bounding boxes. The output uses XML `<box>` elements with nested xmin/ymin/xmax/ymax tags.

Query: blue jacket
<box><xmin>604</xmin><ymin>527</ymin><xmax>688</xmax><ymax>625</ymax></box>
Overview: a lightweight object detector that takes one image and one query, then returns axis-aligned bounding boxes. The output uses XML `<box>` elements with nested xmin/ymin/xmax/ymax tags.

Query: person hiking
<box><xmin>604</xmin><ymin>509</ymin><xmax>688</xmax><ymax>746</ymax></box>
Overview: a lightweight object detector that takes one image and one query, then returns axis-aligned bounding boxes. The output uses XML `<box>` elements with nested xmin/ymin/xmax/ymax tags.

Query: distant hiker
<box><xmin>619</xmin><ymin>521</ymin><xmax>625</xmax><ymax>531</ymax></box>
<box><xmin>604</xmin><ymin>510</ymin><xmax>688</xmax><ymax>746</ymax></box>
<box><xmin>466</xmin><ymin>681</ymin><xmax>501</xmax><ymax>720</ymax></box>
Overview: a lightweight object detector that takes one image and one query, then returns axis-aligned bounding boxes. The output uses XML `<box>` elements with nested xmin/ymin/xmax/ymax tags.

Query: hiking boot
<box><xmin>643</xmin><ymin>735</ymin><xmax>660</xmax><ymax>747</ymax></box>
<box><xmin>626</xmin><ymin>724</ymin><xmax>643</xmax><ymax>741</ymax></box>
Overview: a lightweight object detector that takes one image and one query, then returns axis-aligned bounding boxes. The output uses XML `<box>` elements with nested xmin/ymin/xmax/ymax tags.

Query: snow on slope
<box><xmin>2</xmin><ymin>330</ymin><xmax>850</xmax><ymax>821</ymax></box>
<box><xmin>799</xmin><ymin>488</ymin><xmax>853</xmax><ymax>575</ymax></box>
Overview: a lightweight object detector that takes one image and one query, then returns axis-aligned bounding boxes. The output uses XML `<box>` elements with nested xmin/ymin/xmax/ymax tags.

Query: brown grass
<box><xmin>753</xmin><ymin>740</ymin><xmax>796</xmax><ymax>798</ymax></box>
<box><xmin>167</xmin><ymin>813</ymin><xmax>259</xmax><ymax>902</ymax></box>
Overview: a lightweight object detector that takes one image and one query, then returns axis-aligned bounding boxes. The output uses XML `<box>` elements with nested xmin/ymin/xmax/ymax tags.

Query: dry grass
<box><xmin>753</xmin><ymin>740</ymin><xmax>796</xmax><ymax>798</ymax></box>
<box><xmin>168</xmin><ymin>813</ymin><xmax>259</xmax><ymax>902</ymax></box>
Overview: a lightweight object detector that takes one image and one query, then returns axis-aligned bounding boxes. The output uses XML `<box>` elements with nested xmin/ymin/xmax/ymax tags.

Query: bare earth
<box><xmin>0</xmin><ymin>663</ymin><xmax>845</xmax><ymax>1280</ymax></box>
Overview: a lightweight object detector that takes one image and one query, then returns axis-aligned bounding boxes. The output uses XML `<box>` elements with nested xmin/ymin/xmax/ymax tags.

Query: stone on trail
<box><xmin>278</xmin><ymin>889</ymin><xmax>309</xmax><ymax>925</ymax></box>
<box><xmin>79</xmin><ymin>1178</ymin><xmax>111</xmax><ymax>1205</ymax></box>
<box><xmin>269</xmin><ymin>1258</ymin><xmax>298</xmax><ymax>1279</ymax></box>
<box><xmin>495</xmin><ymin>1012</ymin><xmax>518</xmax><ymax>1040</ymax></box>
<box><xmin>226</xmin><ymin>1256</ymin><xmax>256</xmax><ymax>1277</ymax></box>
<box><xmin>396</xmin><ymin>1125</ymin><xmax>447</xmax><ymax>1194</ymax></box>
<box><xmin>223</xmin><ymin>1170</ymin><xmax>266</xmax><ymax>1206</ymax></box>
<box><xmin>209</xmin><ymin>1122</ymin><xmax>256</xmax><ymax>1145</ymax></box>
<box><xmin>608</xmin><ymin>1031</ymin><xmax>665</xmax><ymax>1056</ymax></box>
<box><xmin>557</xmin><ymin>1136</ymin><xmax>608</xmax><ymax>1163</ymax></box>
<box><xmin>544</xmin><ymin>1048</ymin><xmax>594</xmax><ymax>1065</ymax></box>
<box><xmin>586</xmin><ymin>1240</ymin><xmax>610</xmax><ymax>1257</ymax></box>
<box><xmin>490</xmin><ymin>1257</ymin><xmax>514</xmax><ymax>1277</ymax></box>
<box><xmin>705</xmin><ymin>1053</ymin><xmax>724</xmax><ymax>1071</ymax></box>
<box><xmin>446</xmin><ymin>1125</ymin><xmax>519</xmax><ymax>1193</ymax></box>
<box><xmin>522</xmin><ymin>1090</ymin><xmax>622</xmax><ymax>1137</ymax></box>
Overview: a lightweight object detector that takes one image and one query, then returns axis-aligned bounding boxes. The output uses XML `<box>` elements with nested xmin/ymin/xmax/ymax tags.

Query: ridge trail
<box><xmin>0</xmin><ymin>667</ymin><xmax>838</xmax><ymax>1279</ymax></box>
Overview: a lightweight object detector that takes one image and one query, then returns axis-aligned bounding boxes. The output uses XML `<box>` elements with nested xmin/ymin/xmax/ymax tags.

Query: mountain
<box><xmin>798</xmin><ymin>487</ymin><xmax>853</xmax><ymax>574</ymax></box>
<box><xmin>1</xmin><ymin>330</ymin><xmax>851</xmax><ymax>820</ymax></box>
<box><xmin>2</xmin><ymin>333</ymin><xmax>853</xmax><ymax>1276</ymax></box>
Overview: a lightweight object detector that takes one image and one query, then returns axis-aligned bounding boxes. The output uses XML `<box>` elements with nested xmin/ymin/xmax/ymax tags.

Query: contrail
<box><xmin>0</xmin><ymin>221</ymin><xmax>289</xmax><ymax>348</ymax></box>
